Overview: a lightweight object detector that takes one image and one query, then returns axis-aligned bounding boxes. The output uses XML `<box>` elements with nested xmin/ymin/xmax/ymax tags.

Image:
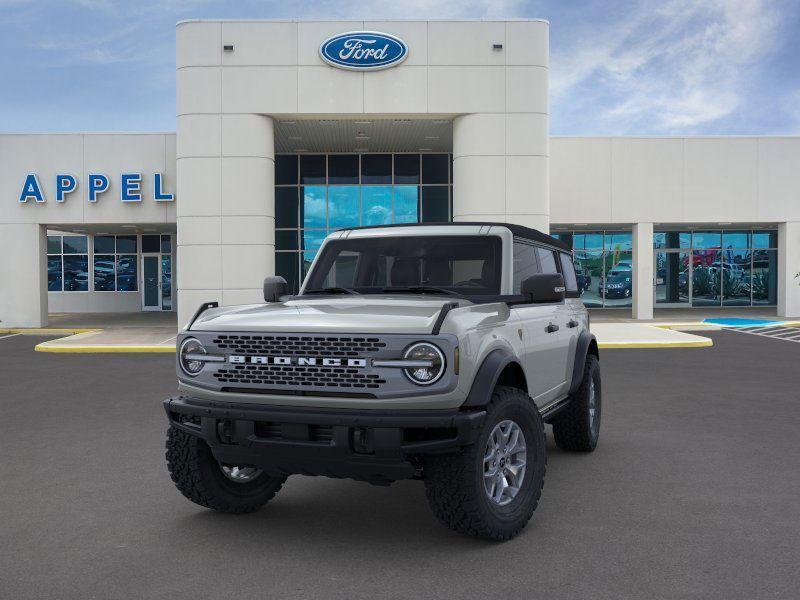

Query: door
<box><xmin>142</xmin><ymin>255</ymin><xmax>161</xmax><ymax>311</ymax></box>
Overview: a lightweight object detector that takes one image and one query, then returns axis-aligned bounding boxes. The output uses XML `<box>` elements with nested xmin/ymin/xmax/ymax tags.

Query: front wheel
<box><xmin>423</xmin><ymin>386</ymin><xmax>547</xmax><ymax>541</ymax></box>
<box><xmin>166</xmin><ymin>426</ymin><xmax>286</xmax><ymax>513</ymax></box>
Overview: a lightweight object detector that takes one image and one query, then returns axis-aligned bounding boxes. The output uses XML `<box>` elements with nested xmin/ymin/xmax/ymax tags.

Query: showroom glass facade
<box><xmin>274</xmin><ymin>153</ymin><xmax>453</xmax><ymax>293</ymax></box>
<box><xmin>550</xmin><ymin>231</ymin><xmax>633</xmax><ymax>308</ymax></box>
<box><xmin>653</xmin><ymin>230</ymin><xmax>777</xmax><ymax>307</ymax></box>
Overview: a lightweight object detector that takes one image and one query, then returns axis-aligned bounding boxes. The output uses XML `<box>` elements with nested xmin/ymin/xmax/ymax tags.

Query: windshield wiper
<box><xmin>304</xmin><ymin>287</ymin><xmax>360</xmax><ymax>295</ymax></box>
<box><xmin>381</xmin><ymin>286</ymin><xmax>460</xmax><ymax>296</ymax></box>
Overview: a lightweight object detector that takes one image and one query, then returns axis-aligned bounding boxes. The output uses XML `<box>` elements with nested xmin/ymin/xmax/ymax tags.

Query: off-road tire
<box><xmin>166</xmin><ymin>426</ymin><xmax>286</xmax><ymax>513</ymax></box>
<box><xmin>423</xmin><ymin>386</ymin><xmax>547</xmax><ymax>541</ymax></box>
<box><xmin>552</xmin><ymin>354</ymin><xmax>601</xmax><ymax>452</ymax></box>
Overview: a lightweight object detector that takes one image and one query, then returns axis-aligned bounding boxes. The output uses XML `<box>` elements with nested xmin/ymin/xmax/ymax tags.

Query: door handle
<box><xmin>567</xmin><ymin>320</ymin><xmax>579</xmax><ymax>328</ymax></box>
<box><xmin>545</xmin><ymin>323</ymin><xmax>559</xmax><ymax>334</ymax></box>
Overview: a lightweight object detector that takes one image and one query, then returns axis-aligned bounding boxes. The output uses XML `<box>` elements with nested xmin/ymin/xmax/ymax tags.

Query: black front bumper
<box><xmin>164</xmin><ymin>396</ymin><xmax>486</xmax><ymax>484</ymax></box>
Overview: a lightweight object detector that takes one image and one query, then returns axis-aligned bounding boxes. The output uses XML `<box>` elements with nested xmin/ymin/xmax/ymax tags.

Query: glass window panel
<box><xmin>301</xmin><ymin>186</ymin><xmax>327</xmax><ymax>229</ymax></box>
<box><xmin>722</xmin><ymin>249</ymin><xmax>752</xmax><ymax>306</ymax></box>
<box><xmin>655</xmin><ymin>251</ymin><xmax>690</xmax><ymax>305</ymax></box>
<box><xmin>551</xmin><ymin>232</ymin><xmax>573</xmax><ymax>249</ymax></box>
<box><xmin>302</xmin><ymin>230</ymin><xmax>326</xmax><ymax>251</ymax></box>
<box><xmin>94</xmin><ymin>235</ymin><xmax>114</xmax><ymax>253</ymax></box>
<box><xmin>692</xmin><ymin>231</ymin><xmax>721</xmax><ymax>249</ymax></box>
<box><xmin>574</xmin><ymin>250</ymin><xmax>603</xmax><ymax>307</ymax></box>
<box><xmin>752</xmin><ymin>230</ymin><xmax>778</xmax><ymax>249</ymax></box>
<box><xmin>116</xmin><ymin>235</ymin><xmax>137</xmax><ymax>254</ymax></box>
<box><xmin>62</xmin><ymin>235</ymin><xmax>88</xmax><ymax>254</ymax></box>
<box><xmin>536</xmin><ymin>247</ymin><xmax>558</xmax><ymax>274</ymax></box>
<box><xmin>394</xmin><ymin>154</ymin><xmax>420</xmax><ymax>184</ymax></box>
<box><xmin>421</xmin><ymin>186</ymin><xmax>449</xmax><ymax>222</ymax></box>
<box><xmin>93</xmin><ymin>255</ymin><xmax>116</xmax><ymax>291</ymax></box>
<box><xmin>141</xmin><ymin>234</ymin><xmax>160</xmax><ymax>253</ymax></box>
<box><xmin>421</xmin><ymin>154</ymin><xmax>448</xmax><ymax>184</ymax></box>
<box><xmin>584</xmin><ymin>233</ymin><xmax>603</xmax><ymax>249</ymax></box>
<box><xmin>691</xmin><ymin>250</ymin><xmax>721</xmax><ymax>306</ymax></box>
<box><xmin>275</xmin><ymin>155</ymin><xmax>298</xmax><ymax>185</ymax></box>
<box><xmin>275</xmin><ymin>230</ymin><xmax>298</xmax><ymax>251</ymax></box>
<box><xmin>602</xmin><ymin>250</ymin><xmax>633</xmax><ymax>307</ymax></box>
<box><xmin>299</xmin><ymin>155</ymin><xmax>326</xmax><ymax>184</ymax></box>
<box><xmin>327</xmin><ymin>186</ymin><xmax>360</xmax><ymax>229</ymax></box>
<box><xmin>513</xmin><ymin>242</ymin><xmax>540</xmax><ymax>293</ymax></box>
<box><xmin>302</xmin><ymin>251</ymin><xmax>317</xmax><ymax>279</ymax></box>
<box><xmin>161</xmin><ymin>235</ymin><xmax>172</xmax><ymax>254</ymax></box>
<box><xmin>63</xmin><ymin>255</ymin><xmax>88</xmax><ymax>291</ymax></box>
<box><xmin>47</xmin><ymin>235</ymin><xmax>62</xmax><ymax>254</ymax></box>
<box><xmin>559</xmin><ymin>253</ymin><xmax>579</xmax><ymax>293</ymax></box>
<box><xmin>161</xmin><ymin>255</ymin><xmax>172</xmax><ymax>310</ymax></box>
<box><xmin>47</xmin><ymin>256</ymin><xmax>62</xmax><ymax>291</ymax></box>
<box><xmin>276</xmin><ymin>252</ymin><xmax>299</xmax><ymax>294</ymax></box>
<box><xmin>361</xmin><ymin>154</ymin><xmax>392</xmax><ymax>184</ymax></box>
<box><xmin>572</xmin><ymin>233</ymin><xmax>585</xmax><ymax>250</ymax></box>
<box><xmin>393</xmin><ymin>186</ymin><xmax>419</xmax><ymax>223</ymax></box>
<box><xmin>321</xmin><ymin>251</ymin><xmax>360</xmax><ymax>289</ymax></box>
<box><xmin>327</xmin><ymin>155</ymin><xmax>359</xmax><ymax>184</ymax></box>
<box><xmin>722</xmin><ymin>231</ymin><xmax>750</xmax><ymax>249</ymax></box>
<box><xmin>654</xmin><ymin>231</ymin><xmax>690</xmax><ymax>249</ymax></box>
<box><xmin>752</xmin><ymin>249</ymin><xmax>777</xmax><ymax>305</ymax></box>
<box><xmin>116</xmin><ymin>255</ymin><xmax>137</xmax><ymax>291</ymax></box>
<box><xmin>275</xmin><ymin>187</ymin><xmax>299</xmax><ymax>228</ymax></box>
<box><xmin>362</xmin><ymin>186</ymin><xmax>392</xmax><ymax>226</ymax></box>
<box><xmin>604</xmin><ymin>232</ymin><xmax>632</xmax><ymax>251</ymax></box>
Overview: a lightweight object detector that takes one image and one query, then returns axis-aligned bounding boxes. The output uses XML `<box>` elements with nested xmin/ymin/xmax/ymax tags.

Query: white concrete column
<box><xmin>176</xmin><ymin>114</ymin><xmax>275</xmax><ymax>327</ymax></box>
<box><xmin>632</xmin><ymin>222</ymin><xmax>654</xmax><ymax>320</ymax></box>
<box><xmin>452</xmin><ymin>113</ymin><xmax>549</xmax><ymax>233</ymax></box>
<box><xmin>778</xmin><ymin>221</ymin><xmax>800</xmax><ymax>318</ymax></box>
<box><xmin>0</xmin><ymin>224</ymin><xmax>47</xmax><ymax>327</ymax></box>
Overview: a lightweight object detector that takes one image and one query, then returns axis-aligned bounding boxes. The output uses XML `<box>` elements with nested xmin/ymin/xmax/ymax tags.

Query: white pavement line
<box><xmin>0</xmin><ymin>333</ymin><xmax>21</xmax><ymax>341</ymax></box>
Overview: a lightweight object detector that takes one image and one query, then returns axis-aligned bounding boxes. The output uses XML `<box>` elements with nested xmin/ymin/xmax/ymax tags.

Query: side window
<box><xmin>535</xmin><ymin>247</ymin><xmax>558</xmax><ymax>274</ymax></box>
<box><xmin>559</xmin><ymin>252</ymin><xmax>579</xmax><ymax>293</ymax></box>
<box><xmin>513</xmin><ymin>241</ymin><xmax>540</xmax><ymax>293</ymax></box>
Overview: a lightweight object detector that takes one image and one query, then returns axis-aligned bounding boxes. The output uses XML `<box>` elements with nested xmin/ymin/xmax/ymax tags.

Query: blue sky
<box><xmin>1</xmin><ymin>0</ymin><xmax>798</xmax><ymax>135</ymax></box>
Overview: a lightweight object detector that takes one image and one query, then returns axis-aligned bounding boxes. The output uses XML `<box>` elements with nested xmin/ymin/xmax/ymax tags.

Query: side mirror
<box><xmin>263</xmin><ymin>276</ymin><xmax>287</xmax><ymax>302</ymax></box>
<box><xmin>521</xmin><ymin>273</ymin><xmax>566</xmax><ymax>304</ymax></box>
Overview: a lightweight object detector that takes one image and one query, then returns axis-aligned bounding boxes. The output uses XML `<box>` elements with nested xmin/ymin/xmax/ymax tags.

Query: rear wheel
<box><xmin>423</xmin><ymin>386</ymin><xmax>547</xmax><ymax>541</ymax></box>
<box><xmin>552</xmin><ymin>355</ymin><xmax>601</xmax><ymax>452</ymax></box>
<box><xmin>166</xmin><ymin>426</ymin><xmax>286</xmax><ymax>513</ymax></box>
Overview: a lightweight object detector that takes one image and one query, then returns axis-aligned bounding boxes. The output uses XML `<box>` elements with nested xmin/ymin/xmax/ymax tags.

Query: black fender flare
<box><xmin>462</xmin><ymin>348</ymin><xmax>524</xmax><ymax>408</ymax></box>
<box><xmin>568</xmin><ymin>330</ymin><xmax>599</xmax><ymax>395</ymax></box>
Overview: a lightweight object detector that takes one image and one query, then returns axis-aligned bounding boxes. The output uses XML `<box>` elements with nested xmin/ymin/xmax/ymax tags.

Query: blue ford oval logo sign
<box><xmin>319</xmin><ymin>31</ymin><xmax>408</xmax><ymax>71</ymax></box>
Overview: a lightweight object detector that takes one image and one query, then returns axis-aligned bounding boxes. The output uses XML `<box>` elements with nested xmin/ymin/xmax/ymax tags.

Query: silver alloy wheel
<box><xmin>220</xmin><ymin>465</ymin><xmax>262</xmax><ymax>483</ymax></box>
<box><xmin>483</xmin><ymin>419</ymin><xmax>527</xmax><ymax>506</ymax></box>
<box><xmin>588</xmin><ymin>378</ymin><xmax>597</xmax><ymax>430</ymax></box>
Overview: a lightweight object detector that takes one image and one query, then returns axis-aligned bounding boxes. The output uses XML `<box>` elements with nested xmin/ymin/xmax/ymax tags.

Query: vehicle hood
<box><xmin>189</xmin><ymin>296</ymin><xmax>463</xmax><ymax>334</ymax></box>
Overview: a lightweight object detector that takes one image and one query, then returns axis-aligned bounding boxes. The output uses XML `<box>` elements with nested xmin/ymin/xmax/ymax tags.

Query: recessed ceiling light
<box><xmin>394</xmin><ymin>119</ymin><xmax>412</xmax><ymax>124</ymax></box>
<box><xmin>121</xmin><ymin>225</ymin><xmax>137</xmax><ymax>229</ymax></box>
<box><xmin>354</xmin><ymin>147</ymin><xmax>369</xmax><ymax>152</ymax></box>
<box><xmin>355</xmin><ymin>134</ymin><xmax>370</xmax><ymax>140</ymax></box>
<box><xmin>280</xmin><ymin>120</ymin><xmax>297</xmax><ymax>125</ymax></box>
<box><xmin>320</xmin><ymin>120</ymin><xmax>338</xmax><ymax>125</ymax></box>
<box><xmin>419</xmin><ymin>147</ymin><xmax>433</xmax><ymax>152</ymax></box>
<box><xmin>293</xmin><ymin>148</ymin><xmax>308</xmax><ymax>153</ymax></box>
<box><xmin>425</xmin><ymin>136</ymin><xmax>440</xmax><ymax>140</ymax></box>
<box><xmin>355</xmin><ymin>120</ymin><xmax>372</xmax><ymax>125</ymax></box>
<box><xmin>432</xmin><ymin>119</ymin><xmax>451</xmax><ymax>125</ymax></box>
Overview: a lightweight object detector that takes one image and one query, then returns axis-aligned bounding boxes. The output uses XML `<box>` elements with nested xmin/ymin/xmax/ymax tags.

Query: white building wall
<box><xmin>176</xmin><ymin>19</ymin><xmax>550</xmax><ymax>326</ymax></box>
<box><xmin>0</xmin><ymin>133</ymin><xmax>176</xmax><ymax>327</ymax></box>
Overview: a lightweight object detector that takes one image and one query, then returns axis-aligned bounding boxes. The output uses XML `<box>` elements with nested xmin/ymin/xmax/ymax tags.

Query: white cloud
<box><xmin>551</xmin><ymin>0</ymin><xmax>792</xmax><ymax>133</ymax></box>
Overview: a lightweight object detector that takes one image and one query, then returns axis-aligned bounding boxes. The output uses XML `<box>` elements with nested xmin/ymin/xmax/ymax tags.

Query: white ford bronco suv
<box><xmin>164</xmin><ymin>223</ymin><xmax>600</xmax><ymax>540</ymax></box>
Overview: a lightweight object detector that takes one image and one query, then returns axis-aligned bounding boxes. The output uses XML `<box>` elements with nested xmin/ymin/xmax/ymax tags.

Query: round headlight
<box><xmin>403</xmin><ymin>342</ymin><xmax>445</xmax><ymax>385</ymax></box>
<box><xmin>179</xmin><ymin>337</ymin><xmax>206</xmax><ymax>376</ymax></box>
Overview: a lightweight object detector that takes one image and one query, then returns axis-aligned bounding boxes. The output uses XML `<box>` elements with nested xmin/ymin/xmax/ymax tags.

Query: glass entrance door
<box><xmin>142</xmin><ymin>255</ymin><xmax>161</xmax><ymax>311</ymax></box>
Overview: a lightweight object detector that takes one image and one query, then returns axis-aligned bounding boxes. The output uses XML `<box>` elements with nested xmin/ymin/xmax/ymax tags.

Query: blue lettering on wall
<box><xmin>319</xmin><ymin>31</ymin><xmax>408</xmax><ymax>71</ymax></box>
<box><xmin>87</xmin><ymin>174</ymin><xmax>110</xmax><ymax>203</ymax></box>
<box><xmin>121</xmin><ymin>173</ymin><xmax>142</xmax><ymax>202</ymax></box>
<box><xmin>19</xmin><ymin>174</ymin><xmax>45</xmax><ymax>203</ymax></box>
<box><xmin>153</xmin><ymin>173</ymin><xmax>174</xmax><ymax>202</ymax></box>
<box><xmin>56</xmin><ymin>174</ymin><xmax>77</xmax><ymax>202</ymax></box>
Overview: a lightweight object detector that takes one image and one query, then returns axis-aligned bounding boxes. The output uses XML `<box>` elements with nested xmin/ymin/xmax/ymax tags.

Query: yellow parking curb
<box><xmin>598</xmin><ymin>339</ymin><xmax>713</xmax><ymax>349</ymax></box>
<box><xmin>35</xmin><ymin>343</ymin><xmax>175</xmax><ymax>353</ymax></box>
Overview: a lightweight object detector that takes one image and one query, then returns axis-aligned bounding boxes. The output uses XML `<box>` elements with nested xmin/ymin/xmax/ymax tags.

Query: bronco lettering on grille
<box><xmin>228</xmin><ymin>355</ymin><xmax>368</xmax><ymax>368</ymax></box>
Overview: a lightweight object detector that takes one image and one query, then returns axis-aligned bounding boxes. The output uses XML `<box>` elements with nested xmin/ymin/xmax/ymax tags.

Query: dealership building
<box><xmin>1</xmin><ymin>18</ymin><xmax>799</xmax><ymax>328</ymax></box>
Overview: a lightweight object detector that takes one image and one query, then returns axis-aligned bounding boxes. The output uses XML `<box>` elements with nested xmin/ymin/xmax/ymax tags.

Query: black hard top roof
<box><xmin>337</xmin><ymin>222</ymin><xmax>570</xmax><ymax>252</ymax></box>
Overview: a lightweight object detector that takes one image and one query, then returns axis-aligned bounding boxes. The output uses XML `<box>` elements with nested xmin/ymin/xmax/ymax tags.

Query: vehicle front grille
<box><xmin>212</xmin><ymin>335</ymin><xmax>386</xmax><ymax>357</ymax></box>
<box><xmin>213</xmin><ymin>364</ymin><xmax>387</xmax><ymax>389</ymax></box>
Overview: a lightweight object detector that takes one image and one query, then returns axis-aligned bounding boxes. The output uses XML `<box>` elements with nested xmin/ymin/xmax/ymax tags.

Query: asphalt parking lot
<box><xmin>2</xmin><ymin>332</ymin><xmax>799</xmax><ymax>600</ymax></box>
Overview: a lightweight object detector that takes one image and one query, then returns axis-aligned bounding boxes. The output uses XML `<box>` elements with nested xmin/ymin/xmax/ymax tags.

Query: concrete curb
<box><xmin>598</xmin><ymin>339</ymin><xmax>713</xmax><ymax>349</ymax></box>
<box><xmin>34</xmin><ymin>344</ymin><xmax>175</xmax><ymax>353</ymax></box>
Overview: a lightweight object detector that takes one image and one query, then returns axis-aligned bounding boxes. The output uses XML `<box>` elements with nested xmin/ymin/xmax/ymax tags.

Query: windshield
<box><xmin>303</xmin><ymin>235</ymin><xmax>503</xmax><ymax>297</ymax></box>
